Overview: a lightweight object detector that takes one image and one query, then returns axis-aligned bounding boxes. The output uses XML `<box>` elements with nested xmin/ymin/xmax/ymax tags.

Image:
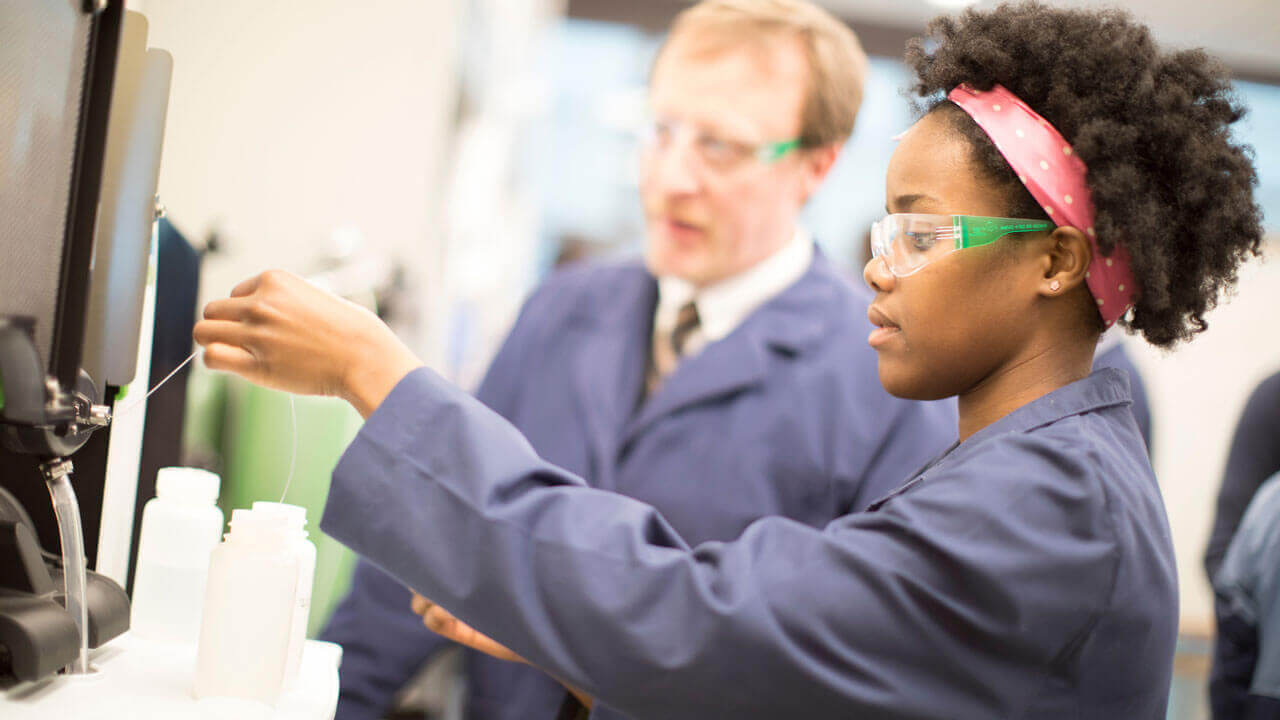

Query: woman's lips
<box><xmin>868</xmin><ymin>326</ymin><xmax>902</xmax><ymax>348</ymax></box>
<box><xmin>867</xmin><ymin>305</ymin><xmax>902</xmax><ymax>348</ymax></box>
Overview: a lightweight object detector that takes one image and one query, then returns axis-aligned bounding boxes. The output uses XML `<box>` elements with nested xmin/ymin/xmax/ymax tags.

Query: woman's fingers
<box><xmin>230</xmin><ymin>273</ymin><xmax>263</xmax><ymax>298</ymax></box>
<box><xmin>471</xmin><ymin>632</ymin><xmax>525</xmax><ymax>663</ymax></box>
<box><xmin>420</xmin><ymin>605</ymin><xmax>526</xmax><ymax>663</ymax></box>
<box><xmin>423</xmin><ymin>604</ymin><xmax>457</xmax><ymax>633</ymax></box>
<box><xmin>202</xmin><ymin>296</ymin><xmax>255</xmax><ymax>321</ymax></box>
<box><xmin>197</xmin><ymin>268</ymin><xmax>421</xmax><ymax>404</ymax></box>
<box><xmin>200</xmin><ymin>342</ymin><xmax>258</xmax><ymax>377</ymax></box>
<box><xmin>193</xmin><ymin>319</ymin><xmax>251</xmax><ymax>350</ymax></box>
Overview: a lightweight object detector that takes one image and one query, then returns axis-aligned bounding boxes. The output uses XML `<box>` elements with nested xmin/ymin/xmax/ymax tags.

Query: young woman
<box><xmin>194</xmin><ymin>2</ymin><xmax>1263</xmax><ymax>717</ymax></box>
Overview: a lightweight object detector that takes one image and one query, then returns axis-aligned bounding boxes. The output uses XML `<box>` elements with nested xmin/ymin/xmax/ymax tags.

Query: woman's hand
<box><xmin>409</xmin><ymin>594</ymin><xmax>596</xmax><ymax>710</ymax></box>
<box><xmin>410</xmin><ymin>593</ymin><xmax>527</xmax><ymax>664</ymax></box>
<box><xmin>193</xmin><ymin>269</ymin><xmax>421</xmax><ymax>418</ymax></box>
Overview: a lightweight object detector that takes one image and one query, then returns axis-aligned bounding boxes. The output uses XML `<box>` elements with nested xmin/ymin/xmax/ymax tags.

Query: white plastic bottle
<box><xmin>130</xmin><ymin>467</ymin><xmax>224</xmax><ymax>644</ymax></box>
<box><xmin>194</xmin><ymin>509</ymin><xmax>299</xmax><ymax>706</ymax></box>
<box><xmin>251</xmin><ymin>501</ymin><xmax>317</xmax><ymax>688</ymax></box>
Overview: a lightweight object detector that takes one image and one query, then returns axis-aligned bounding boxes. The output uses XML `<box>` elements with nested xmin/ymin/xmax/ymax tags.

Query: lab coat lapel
<box><xmin>568</xmin><ymin>270</ymin><xmax>656</xmax><ymax>486</ymax></box>
<box><xmin>621</xmin><ymin>326</ymin><xmax>768</xmax><ymax>448</ymax></box>
<box><xmin>620</xmin><ymin>251</ymin><xmax>832</xmax><ymax>450</ymax></box>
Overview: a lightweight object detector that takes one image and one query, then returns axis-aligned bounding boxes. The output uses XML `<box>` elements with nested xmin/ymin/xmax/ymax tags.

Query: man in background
<box><xmin>1206</xmin><ymin>369</ymin><xmax>1280</xmax><ymax>718</ymax></box>
<box><xmin>320</xmin><ymin>2</ymin><xmax>956</xmax><ymax>718</ymax></box>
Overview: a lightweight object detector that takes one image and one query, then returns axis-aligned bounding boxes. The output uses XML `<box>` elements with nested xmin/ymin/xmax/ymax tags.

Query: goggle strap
<box><xmin>955</xmin><ymin>216</ymin><xmax>1054</xmax><ymax>249</ymax></box>
<box><xmin>758</xmin><ymin>138</ymin><xmax>802</xmax><ymax>164</ymax></box>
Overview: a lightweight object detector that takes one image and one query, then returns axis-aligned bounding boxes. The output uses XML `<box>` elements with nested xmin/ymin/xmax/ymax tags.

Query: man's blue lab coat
<box><xmin>320</xmin><ymin>253</ymin><xmax>957</xmax><ymax>719</ymax></box>
<box><xmin>320</xmin><ymin>367</ymin><xmax>1177</xmax><ymax>720</ymax></box>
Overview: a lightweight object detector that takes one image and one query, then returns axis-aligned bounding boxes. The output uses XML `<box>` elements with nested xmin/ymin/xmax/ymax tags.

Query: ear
<box><xmin>796</xmin><ymin>143</ymin><xmax>842</xmax><ymax>203</ymax></box>
<box><xmin>1039</xmin><ymin>226</ymin><xmax>1093</xmax><ymax>298</ymax></box>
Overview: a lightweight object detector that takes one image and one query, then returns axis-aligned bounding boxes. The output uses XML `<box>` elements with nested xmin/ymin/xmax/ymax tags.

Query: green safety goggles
<box><xmin>870</xmin><ymin>213</ymin><xmax>1055</xmax><ymax>277</ymax></box>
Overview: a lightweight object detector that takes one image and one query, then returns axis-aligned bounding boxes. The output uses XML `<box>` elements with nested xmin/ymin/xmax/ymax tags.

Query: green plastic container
<box><xmin>214</xmin><ymin>376</ymin><xmax>364</xmax><ymax>637</ymax></box>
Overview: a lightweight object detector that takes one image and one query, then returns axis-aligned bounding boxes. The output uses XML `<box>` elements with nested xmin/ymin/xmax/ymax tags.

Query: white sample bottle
<box><xmin>130</xmin><ymin>467</ymin><xmax>224</xmax><ymax>644</ymax></box>
<box><xmin>251</xmin><ymin>501</ymin><xmax>317</xmax><ymax>689</ymax></box>
<box><xmin>194</xmin><ymin>509</ymin><xmax>299</xmax><ymax>706</ymax></box>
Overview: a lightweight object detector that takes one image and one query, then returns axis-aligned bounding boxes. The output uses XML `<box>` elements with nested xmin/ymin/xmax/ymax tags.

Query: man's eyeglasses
<box><xmin>640</xmin><ymin>117</ymin><xmax>801</xmax><ymax>175</ymax></box>
<box><xmin>870</xmin><ymin>213</ymin><xmax>1055</xmax><ymax>277</ymax></box>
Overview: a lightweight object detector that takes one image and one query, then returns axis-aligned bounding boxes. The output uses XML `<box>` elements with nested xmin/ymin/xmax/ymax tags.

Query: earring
<box><xmin>1049</xmin><ymin>280</ymin><xmax>1061</xmax><ymax>292</ymax></box>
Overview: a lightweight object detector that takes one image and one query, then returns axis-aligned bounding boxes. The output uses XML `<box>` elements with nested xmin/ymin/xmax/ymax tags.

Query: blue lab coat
<box><xmin>1093</xmin><ymin>342</ymin><xmax>1153</xmax><ymax>454</ymax></box>
<box><xmin>320</xmin><ymin>253</ymin><xmax>957</xmax><ymax>719</ymax></box>
<box><xmin>1211</xmin><ymin>473</ymin><xmax>1280</xmax><ymax>718</ymax></box>
<box><xmin>320</xmin><ymin>366</ymin><xmax>1178</xmax><ymax>719</ymax></box>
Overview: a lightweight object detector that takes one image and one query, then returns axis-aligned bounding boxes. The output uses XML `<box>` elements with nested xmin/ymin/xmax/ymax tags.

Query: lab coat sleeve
<box><xmin>321</xmin><ymin>367</ymin><xmax>1119</xmax><ymax>719</ymax></box>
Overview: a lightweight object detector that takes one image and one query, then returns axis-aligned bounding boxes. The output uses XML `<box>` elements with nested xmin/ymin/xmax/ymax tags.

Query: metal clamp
<box><xmin>39</xmin><ymin>458</ymin><xmax>75</xmax><ymax>483</ymax></box>
<box><xmin>84</xmin><ymin>404</ymin><xmax>112</xmax><ymax>428</ymax></box>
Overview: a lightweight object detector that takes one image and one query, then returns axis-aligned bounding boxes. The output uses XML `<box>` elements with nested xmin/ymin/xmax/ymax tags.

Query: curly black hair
<box><xmin>904</xmin><ymin>1</ymin><xmax>1264</xmax><ymax>347</ymax></box>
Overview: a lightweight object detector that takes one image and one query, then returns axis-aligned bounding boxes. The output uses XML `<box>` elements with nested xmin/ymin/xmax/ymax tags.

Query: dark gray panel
<box><xmin>0</xmin><ymin>0</ymin><xmax>92</xmax><ymax>367</ymax></box>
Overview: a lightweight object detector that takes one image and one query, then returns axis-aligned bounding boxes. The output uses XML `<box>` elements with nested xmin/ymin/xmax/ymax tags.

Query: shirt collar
<box><xmin>654</xmin><ymin>227</ymin><xmax>814</xmax><ymax>343</ymax></box>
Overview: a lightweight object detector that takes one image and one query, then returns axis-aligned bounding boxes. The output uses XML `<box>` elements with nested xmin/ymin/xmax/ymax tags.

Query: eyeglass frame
<box><xmin>870</xmin><ymin>213</ymin><xmax>1056</xmax><ymax>277</ymax></box>
<box><xmin>639</xmin><ymin>116</ymin><xmax>804</xmax><ymax>176</ymax></box>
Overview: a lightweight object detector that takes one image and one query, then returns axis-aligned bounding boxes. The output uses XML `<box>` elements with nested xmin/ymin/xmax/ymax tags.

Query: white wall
<box><xmin>128</xmin><ymin>0</ymin><xmax>461</xmax><ymax>355</ymax></box>
<box><xmin>1130</xmin><ymin>236</ymin><xmax>1280</xmax><ymax>630</ymax></box>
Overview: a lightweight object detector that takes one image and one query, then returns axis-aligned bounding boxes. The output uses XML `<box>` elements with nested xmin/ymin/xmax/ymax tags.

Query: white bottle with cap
<box><xmin>194</xmin><ymin>508</ymin><xmax>299</xmax><ymax>706</ymax></box>
<box><xmin>251</xmin><ymin>501</ymin><xmax>316</xmax><ymax>688</ymax></box>
<box><xmin>130</xmin><ymin>467</ymin><xmax>224</xmax><ymax>644</ymax></box>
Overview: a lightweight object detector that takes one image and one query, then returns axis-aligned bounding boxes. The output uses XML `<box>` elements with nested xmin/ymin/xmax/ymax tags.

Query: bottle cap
<box><xmin>251</xmin><ymin>501</ymin><xmax>307</xmax><ymax>531</ymax></box>
<box><xmin>227</xmin><ymin>508</ymin><xmax>291</xmax><ymax>545</ymax></box>
<box><xmin>156</xmin><ymin>467</ymin><xmax>220</xmax><ymax>504</ymax></box>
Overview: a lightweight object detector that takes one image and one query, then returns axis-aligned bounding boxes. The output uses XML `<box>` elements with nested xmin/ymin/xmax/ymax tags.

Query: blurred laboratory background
<box><xmin>114</xmin><ymin>0</ymin><xmax>1280</xmax><ymax>717</ymax></box>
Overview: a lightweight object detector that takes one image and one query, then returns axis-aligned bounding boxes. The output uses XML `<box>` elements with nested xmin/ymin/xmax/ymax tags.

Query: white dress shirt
<box><xmin>653</xmin><ymin>227</ymin><xmax>814</xmax><ymax>362</ymax></box>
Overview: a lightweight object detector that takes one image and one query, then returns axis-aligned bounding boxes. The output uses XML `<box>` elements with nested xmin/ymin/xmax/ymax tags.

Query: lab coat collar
<box><xmin>565</xmin><ymin>246</ymin><xmax>834</xmax><ymax>349</ymax></box>
<box><xmin>746</xmin><ymin>246</ymin><xmax>840</xmax><ymax>355</ymax></box>
<box><xmin>654</xmin><ymin>228</ymin><xmax>814</xmax><ymax>346</ymax></box>
<box><xmin>866</xmin><ymin>368</ymin><xmax>1135</xmax><ymax>511</ymax></box>
<box><xmin>958</xmin><ymin>366</ymin><xmax>1134</xmax><ymax>449</ymax></box>
<box><xmin>566</xmin><ymin>266</ymin><xmax>658</xmax><ymax>486</ymax></box>
<box><xmin>619</xmin><ymin>247</ymin><xmax>839</xmax><ymax>449</ymax></box>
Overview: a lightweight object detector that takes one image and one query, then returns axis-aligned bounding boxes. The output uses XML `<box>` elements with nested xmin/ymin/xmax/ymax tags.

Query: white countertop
<box><xmin>0</xmin><ymin>632</ymin><xmax>341</xmax><ymax>719</ymax></box>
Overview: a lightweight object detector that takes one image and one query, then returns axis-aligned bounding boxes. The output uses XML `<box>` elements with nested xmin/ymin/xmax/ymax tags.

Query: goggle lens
<box><xmin>871</xmin><ymin>215</ymin><xmax>955</xmax><ymax>277</ymax></box>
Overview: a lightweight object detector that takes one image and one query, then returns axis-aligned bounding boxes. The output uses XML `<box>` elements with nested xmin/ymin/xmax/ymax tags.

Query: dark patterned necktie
<box><xmin>669</xmin><ymin>300</ymin><xmax>701</xmax><ymax>357</ymax></box>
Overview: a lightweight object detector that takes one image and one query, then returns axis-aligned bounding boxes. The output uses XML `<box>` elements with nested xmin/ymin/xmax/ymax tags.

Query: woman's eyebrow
<box><xmin>888</xmin><ymin>193</ymin><xmax>935</xmax><ymax>212</ymax></box>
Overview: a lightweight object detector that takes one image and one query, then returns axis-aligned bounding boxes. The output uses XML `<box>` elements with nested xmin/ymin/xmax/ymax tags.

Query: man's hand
<box><xmin>410</xmin><ymin>593</ymin><xmax>527</xmax><ymax>663</ymax></box>
<box><xmin>193</xmin><ymin>270</ymin><xmax>422</xmax><ymax>418</ymax></box>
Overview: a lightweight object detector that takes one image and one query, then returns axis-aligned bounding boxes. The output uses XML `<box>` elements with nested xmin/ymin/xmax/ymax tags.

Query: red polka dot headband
<box><xmin>948</xmin><ymin>83</ymin><xmax>1136</xmax><ymax>327</ymax></box>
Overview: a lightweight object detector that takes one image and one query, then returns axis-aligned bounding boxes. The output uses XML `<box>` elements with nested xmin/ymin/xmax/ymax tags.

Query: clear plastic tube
<box><xmin>46</xmin><ymin>472</ymin><xmax>90</xmax><ymax>674</ymax></box>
